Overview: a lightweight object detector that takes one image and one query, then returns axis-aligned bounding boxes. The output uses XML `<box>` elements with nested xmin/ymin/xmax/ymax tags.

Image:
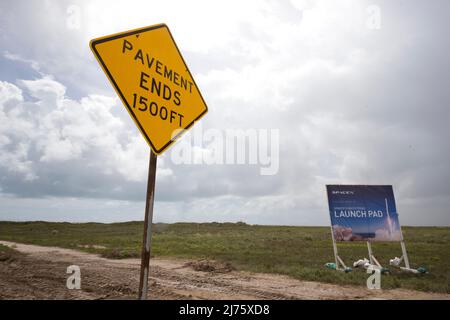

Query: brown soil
<box><xmin>183</xmin><ymin>260</ymin><xmax>236</xmax><ymax>273</ymax></box>
<box><xmin>0</xmin><ymin>241</ymin><xmax>448</xmax><ymax>300</ymax></box>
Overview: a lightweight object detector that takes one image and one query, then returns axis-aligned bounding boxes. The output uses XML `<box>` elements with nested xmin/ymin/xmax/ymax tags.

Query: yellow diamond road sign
<box><xmin>90</xmin><ymin>24</ymin><xmax>208</xmax><ymax>155</ymax></box>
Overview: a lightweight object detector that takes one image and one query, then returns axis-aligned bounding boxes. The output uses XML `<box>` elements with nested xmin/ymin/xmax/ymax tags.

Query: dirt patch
<box><xmin>0</xmin><ymin>247</ymin><xmax>20</xmax><ymax>262</ymax></box>
<box><xmin>0</xmin><ymin>240</ymin><xmax>449</xmax><ymax>300</ymax></box>
<box><xmin>184</xmin><ymin>259</ymin><xmax>235</xmax><ymax>273</ymax></box>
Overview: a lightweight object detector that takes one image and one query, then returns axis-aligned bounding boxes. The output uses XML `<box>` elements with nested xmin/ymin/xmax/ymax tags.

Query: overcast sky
<box><xmin>0</xmin><ymin>0</ymin><xmax>449</xmax><ymax>226</ymax></box>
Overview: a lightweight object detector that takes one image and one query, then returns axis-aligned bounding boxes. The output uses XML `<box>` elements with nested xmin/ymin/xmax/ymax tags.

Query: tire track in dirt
<box><xmin>0</xmin><ymin>241</ymin><xmax>448</xmax><ymax>300</ymax></box>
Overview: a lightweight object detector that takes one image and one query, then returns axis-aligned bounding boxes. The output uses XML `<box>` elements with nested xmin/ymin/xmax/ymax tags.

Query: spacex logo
<box><xmin>332</xmin><ymin>191</ymin><xmax>355</xmax><ymax>195</ymax></box>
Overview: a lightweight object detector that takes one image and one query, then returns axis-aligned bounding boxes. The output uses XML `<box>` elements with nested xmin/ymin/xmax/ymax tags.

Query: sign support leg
<box><xmin>138</xmin><ymin>150</ymin><xmax>157</xmax><ymax>300</ymax></box>
<box><xmin>330</xmin><ymin>226</ymin><xmax>339</xmax><ymax>269</ymax></box>
<box><xmin>400</xmin><ymin>240</ymin><xmax>410</xmax><ymax>269</ymax></box>
<box><xmin>367</xmin><ymin>241</ymin><xmax>382</xmax><ymax>268</ymax></box>
<box><xmin>330</xmin><ymin>226</ymin><xmax>348</xmax><ymax>270</ymax></box>
<box><xmin>367</xmin><ymin>241</ymin><xmax>374</xmax><ymax>265</ymax></box>
<box><xmin>398</xmin><ymin>226</ymin><xmax>417</xmax><ymax>272</ymax></box>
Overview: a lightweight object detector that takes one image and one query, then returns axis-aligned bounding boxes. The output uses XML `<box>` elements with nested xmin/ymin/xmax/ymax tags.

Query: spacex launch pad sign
<box><xmin>326</xmin><ymin>185</ymin><xmax>403</xmax><ymax>242</ymax></box>
<box><xmin>90</xmin><ymin>24</ymin><xmax>208</xmax><ymax>155</ymax></box>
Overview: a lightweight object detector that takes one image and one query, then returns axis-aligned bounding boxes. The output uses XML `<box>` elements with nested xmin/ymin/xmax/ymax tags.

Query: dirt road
<box><xmin>0</xmin><ymin>241</ymin><xmax>448</xmax><ymax>300</ymax></box>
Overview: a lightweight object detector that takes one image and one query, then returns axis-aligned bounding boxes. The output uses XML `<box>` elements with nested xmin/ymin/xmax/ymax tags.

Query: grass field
<box><xmin>0</xmin><ymin>221</ymin><xmax>449</xmax><ymax>293</ymax></box>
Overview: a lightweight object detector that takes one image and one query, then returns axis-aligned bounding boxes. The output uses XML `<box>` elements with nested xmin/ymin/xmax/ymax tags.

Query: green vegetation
<box><xmin>0</xmin><ymin>221</ymin><xmax>449</xmax><ymax>293</ymax></box>
<box><xmin>0</xmin><ymin>243</ymin><xmax>12</xmax><ymax>253</ymax></box>
<box><xmin>0</xmin><ymin>243</ymin><xmax>17</xmax><ymax>262</ymax></box>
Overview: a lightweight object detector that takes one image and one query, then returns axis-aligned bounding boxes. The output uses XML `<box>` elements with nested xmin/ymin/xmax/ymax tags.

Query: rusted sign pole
<box><xmin>138</xmin><ymin>150</ymin><xmax>157</xmax><ymax>300</ymax></box>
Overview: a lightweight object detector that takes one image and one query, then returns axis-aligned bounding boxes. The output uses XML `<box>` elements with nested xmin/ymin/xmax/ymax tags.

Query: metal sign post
<box><xmin>138</xmin><ymin>151</ymin><xmax>157</xmax><ymax>300</ymax></box>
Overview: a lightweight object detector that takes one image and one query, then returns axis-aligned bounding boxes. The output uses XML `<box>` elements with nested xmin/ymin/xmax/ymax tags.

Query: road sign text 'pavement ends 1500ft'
<box><xmin>90</xmin><ymin>23</ymin><xmax>208</xmax><ymax>155</ymax></box>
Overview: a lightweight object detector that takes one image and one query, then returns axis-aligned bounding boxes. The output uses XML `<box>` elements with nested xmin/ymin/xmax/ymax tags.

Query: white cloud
<box><xmin>3</xmin><ymin>51</ymin><xmax>42</xmax><ymax>73</ymax></box>
<box><xmin>19</xmin><ymin>76</ymin><xmax>66</xmax><ymax>102</ymax></box>
<box><xmin>0</xmin><ymin>80</ymin><xmax>23</xmax><ymax>106</ymax></box>
<box><xmin>0</xmin><ymin>76</ymin><xmax>174</xmax><ymax>195</ymax></box>
<box><xmin>0</xmin><ymin>0</ymin><xmax>449</xmax><ymax>226</ymax></box>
